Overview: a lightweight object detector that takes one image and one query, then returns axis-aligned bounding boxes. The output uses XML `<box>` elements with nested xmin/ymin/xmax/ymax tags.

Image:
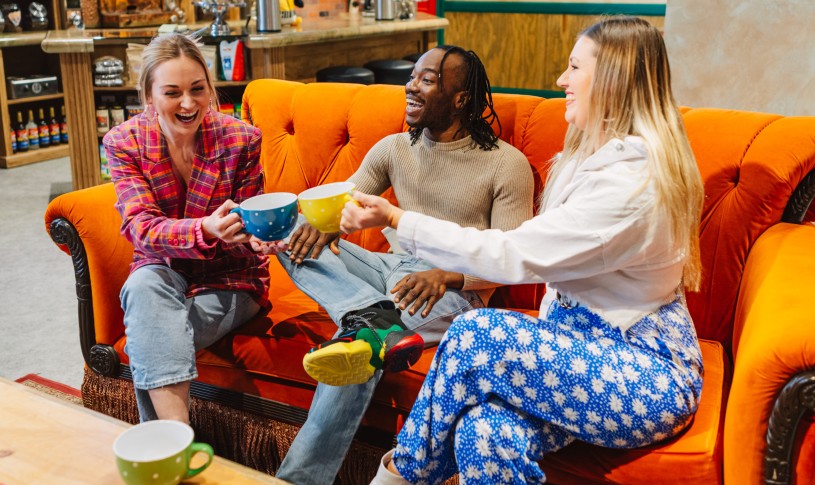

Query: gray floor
<box><xmin>0</xmin><ymin>157</ymin><xmax>85</xmax><ymax>389</ymax></box>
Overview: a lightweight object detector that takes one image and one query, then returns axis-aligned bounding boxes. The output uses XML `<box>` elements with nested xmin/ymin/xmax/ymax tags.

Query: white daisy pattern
<box><xmin>393</xmin><ymin>299</ymin><xmax>703</xmax><ymax>485</ymax></box>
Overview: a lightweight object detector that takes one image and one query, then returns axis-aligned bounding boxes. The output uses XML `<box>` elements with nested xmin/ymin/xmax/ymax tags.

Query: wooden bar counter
<box><xmin>41</xmin><ymin>13</ymin><xmax>448</xmax><ymax>190</ymax></box>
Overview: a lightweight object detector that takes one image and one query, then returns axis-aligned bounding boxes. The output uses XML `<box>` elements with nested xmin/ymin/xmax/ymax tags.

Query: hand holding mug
<box><xmin>202</xmin><ymin>200</ymin><xmax>249</xmax><ymax>243</ymax></box>
<box><xmin>340</xmin><ymin>192</ymin><xmax>404</xmax><ymax>234</ymax></box>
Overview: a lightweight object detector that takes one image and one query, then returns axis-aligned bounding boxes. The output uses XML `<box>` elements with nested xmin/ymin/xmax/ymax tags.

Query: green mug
<box><xmin>113</xmin><ymin>420</ymin><xmax>213</xmax><ymax>485</ymax></box>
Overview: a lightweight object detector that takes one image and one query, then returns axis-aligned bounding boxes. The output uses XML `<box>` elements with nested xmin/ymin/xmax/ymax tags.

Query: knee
<box><xmin>121</xmin><ymin>266</ymin><xmax>185</xmax><ymax>308</ymax></box>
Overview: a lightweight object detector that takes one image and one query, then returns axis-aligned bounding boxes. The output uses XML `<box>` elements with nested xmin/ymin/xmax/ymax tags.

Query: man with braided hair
<box><xmin>272</xmin><ymin>45</ymin><xmax>534</xmax><ymax>484</ymax></box>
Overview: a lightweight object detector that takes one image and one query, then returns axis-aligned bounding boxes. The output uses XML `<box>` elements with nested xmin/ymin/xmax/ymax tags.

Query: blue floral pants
<box><xmin>392</xmin><ymin>298</ymin><xmax>704</xmax><ymax>484</ymax></box>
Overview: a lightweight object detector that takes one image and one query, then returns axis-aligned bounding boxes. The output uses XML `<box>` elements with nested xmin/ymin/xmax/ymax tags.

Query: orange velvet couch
<box><xmin>45</xmin><ymin>79</ymin><xmax>815</xmax><ymax>484</ymax></box>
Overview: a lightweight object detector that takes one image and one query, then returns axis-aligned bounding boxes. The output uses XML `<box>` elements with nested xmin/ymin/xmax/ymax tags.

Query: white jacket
<box><xmin>396</xmin><ymin>136</ymin><xmax>685</xmax><ymax>333</ymax></box>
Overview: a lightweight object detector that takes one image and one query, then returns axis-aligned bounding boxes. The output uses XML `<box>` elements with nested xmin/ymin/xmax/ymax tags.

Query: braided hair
<box><xmin>409</xmin><ymin>46</ymin><xmax>501</xmax><ymax>150</ymax></box>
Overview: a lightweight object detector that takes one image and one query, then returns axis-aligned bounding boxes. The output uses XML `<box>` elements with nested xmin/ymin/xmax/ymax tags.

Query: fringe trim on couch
<box><xmin>81</xmin><ymin>368</ymin><xmax>411</xmax><ymax>484</ymax></box>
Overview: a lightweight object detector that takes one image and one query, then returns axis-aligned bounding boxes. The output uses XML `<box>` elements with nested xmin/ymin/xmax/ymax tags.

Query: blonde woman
<box><xmin>107</xmin><ymin>33</ymin><xmax>269</xmax><ymax>424</ymax></box>
<box><xmin>341</xmin><ymin>17</ymin><xmax>705</xmax><ymax>484</ymax></box>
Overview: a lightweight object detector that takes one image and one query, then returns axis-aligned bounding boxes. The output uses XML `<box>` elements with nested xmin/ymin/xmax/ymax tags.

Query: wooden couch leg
<box><xmin>765</xmin><ymin>370</ymin><xmax>815</xmax><ymax>484</ymax></box>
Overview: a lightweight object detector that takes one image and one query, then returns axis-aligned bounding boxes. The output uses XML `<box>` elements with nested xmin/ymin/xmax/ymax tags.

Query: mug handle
<box><xmin>346</xmin><ymin>189</ymin><xmax>362</xmax><ymax>207</ymax></box>
<box><xmin>229</xmin><ymin>206</ymin><xmax>249</xmax><ymax>234</ymax></box>
<box><xmin>186</xmin><ymin>442</ymin><xmax>214</xmax><ymax>478</ymax></box>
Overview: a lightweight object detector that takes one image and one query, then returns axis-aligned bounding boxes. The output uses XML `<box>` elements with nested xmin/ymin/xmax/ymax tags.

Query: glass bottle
<box><xmin>26</xmin><ymin>109</ymin><xmax>39</xmax><ymax>150</ymax></box>
<box><xmin>38</xmin><ymin>108</ymin><xmax>50</xmax><ymax>148</ymax></box>
<box><xmin>49</xmin><ymin>106</ymin><xmax>60</xmax><ymax>145</ymax></box>
<box><xmin>10</xmin><ymin>127</ymin><xmax>17</xmax><ymax>154</ymax></box>
<box><xmin>15</xmin><ymin>111</ymin><xmax>28</xmax><ymax>152</ymax></box>
<box><xmin>60</xmin><ymin>105</ymin><xmax>69</xmax><ymax>144</ymax></box>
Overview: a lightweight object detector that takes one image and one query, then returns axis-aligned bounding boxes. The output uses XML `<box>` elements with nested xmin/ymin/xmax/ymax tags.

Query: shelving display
<box><xmin>0</xmin><ymin>38</ymin><xmax>69</xmax><ymax>168</ymax></box>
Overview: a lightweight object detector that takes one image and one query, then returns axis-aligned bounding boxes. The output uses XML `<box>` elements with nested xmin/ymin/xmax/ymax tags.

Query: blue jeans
<box><xmin>275</xmin><ymin>228</ymin><xmax>483</xmax><ymax>485</ymax></box>
<box><xmin>120</xmin><ymin>264</ymin><xmax>260</xmax><ymax>421</ymax></box>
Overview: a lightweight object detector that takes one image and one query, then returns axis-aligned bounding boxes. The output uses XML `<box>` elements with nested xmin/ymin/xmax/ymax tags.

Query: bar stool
<box><xmin>403</xmin><ymin>52</ymin><xmax>422</xmax><ymax>63</ymax></box>
<box><xmin>363</xmin><ymin>59</ymin><xmax>415</xmax><ymax>85</ymax></box>
<box><xmin>315</xmin><ymin>66</ymin><xmax>375</xmax><ymax>85</ymax></box>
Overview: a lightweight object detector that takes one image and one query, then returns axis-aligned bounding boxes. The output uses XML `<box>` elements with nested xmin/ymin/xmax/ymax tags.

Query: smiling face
<box><xmin>557</xmin><ymin>36</ymin><xmax>598</xmax><ymax>131</ymax></box>
<box><xmin>404</xmin><ymin>48</ymin><xmax>467</xmax><ymax>142</ymax></box>
<box><xmin>146</xmin><ymin>54</ymin><xmax>211</xmax><ymax>144</ymax></box>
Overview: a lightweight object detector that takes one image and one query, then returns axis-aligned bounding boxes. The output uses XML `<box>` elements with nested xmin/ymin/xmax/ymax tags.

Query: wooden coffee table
<box><xmin>0</xmin><ymin>377</ymin><xmax>288</xmax><ymax>484</ymax></box>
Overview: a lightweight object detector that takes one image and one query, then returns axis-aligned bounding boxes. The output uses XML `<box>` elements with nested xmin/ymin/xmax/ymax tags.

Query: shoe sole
<box><xmin>382</xmin><ymin>331</ymin><xmax>424</xmax><ymax>373</ymax></box>
<box><xmin>303</xmin><ymin>339</ymin><xmax>376</xmax><ymax>386</ymax></box>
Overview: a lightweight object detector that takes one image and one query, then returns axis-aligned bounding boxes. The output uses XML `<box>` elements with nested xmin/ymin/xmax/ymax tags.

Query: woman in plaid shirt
<box><xmin>105</xmin><ymin>33</ymin><xmax>270</xmax><ymax>424</ymax></box>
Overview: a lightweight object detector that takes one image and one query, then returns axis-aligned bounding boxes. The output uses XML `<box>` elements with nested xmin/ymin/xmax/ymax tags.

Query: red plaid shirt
<box><xmin>105</xmin><ymin>110</ymin><xmax>270</xmax><ymax>307</ymax></box>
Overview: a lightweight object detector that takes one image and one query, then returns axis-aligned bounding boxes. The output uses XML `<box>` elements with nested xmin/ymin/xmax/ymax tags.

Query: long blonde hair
<box><xmin>545</xmin><ymin>16</ymin><xmax>703</xmax><ymax>290</ymax></box>
<box><xmin>138</xmin><ymin>33</ymin><xmax>218</xmax><ymax>111</ymax></box>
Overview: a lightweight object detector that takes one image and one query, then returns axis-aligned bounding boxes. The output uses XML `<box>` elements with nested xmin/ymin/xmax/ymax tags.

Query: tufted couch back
<box><xmin>243</xmin><ymin>79</ymin><xmax>815</xmax><ymax>352</ymax></box>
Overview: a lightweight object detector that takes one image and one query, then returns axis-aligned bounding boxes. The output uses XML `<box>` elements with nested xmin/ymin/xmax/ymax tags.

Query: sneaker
<box><xmin>303</xmin><ymin>307</ymin><xmax>424</xmax><ymax>386</ymax></box>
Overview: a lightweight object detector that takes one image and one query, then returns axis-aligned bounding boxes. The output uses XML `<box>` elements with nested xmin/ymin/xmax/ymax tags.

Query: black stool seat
<box><xmin>316</xmin><ymin>66</ymin><xmax>375</xmax><ymax>85</ymax></box>
<box><xmin>363</xmin><ymin>59</ymin><xmax>415</xmax><ymax>85</ymax></box>
<box><xmin>403</xmin><ymin>52</ymin><xmax>422</xmax><ymax>63</ymax></box>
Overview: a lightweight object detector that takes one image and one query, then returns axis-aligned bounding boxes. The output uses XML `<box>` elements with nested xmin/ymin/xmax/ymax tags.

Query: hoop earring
<box><xmin>208</xmin><ymin>98</ymin><xmax>216</xmax><ymax>113</ymax></box>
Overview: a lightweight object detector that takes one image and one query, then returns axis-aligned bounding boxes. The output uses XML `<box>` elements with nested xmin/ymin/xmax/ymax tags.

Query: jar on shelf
<box><xmin>96</xmin><ymin>106</ymin><xmax>110</xmax><ymax>135</ymax></box>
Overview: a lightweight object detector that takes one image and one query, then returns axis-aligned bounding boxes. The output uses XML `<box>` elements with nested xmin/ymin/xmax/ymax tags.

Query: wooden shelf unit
<box><xmin>0</xmin><ymin>40</ymin><xmax>68</xmax><ymax>169</ymax></box>
<box><xmin>0</xmin><ymin>143</ymin><xmax>70</xmax><ymax>168</ymax></box>
<box><xmin>7</xmin><ymin>92</ymin><xmax>64</xmax><ymax>105</ymax></box>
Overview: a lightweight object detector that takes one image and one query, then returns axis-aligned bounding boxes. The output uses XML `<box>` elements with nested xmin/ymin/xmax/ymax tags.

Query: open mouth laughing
<box><xmin>406</xmin><ymin>97</ymin><xmax>424</xmax><ymax>116</ymax></box>
<box><xmin>175</xmin><ymin>111</ymin><xmax>199</xmax><ymax>124</ymax></box>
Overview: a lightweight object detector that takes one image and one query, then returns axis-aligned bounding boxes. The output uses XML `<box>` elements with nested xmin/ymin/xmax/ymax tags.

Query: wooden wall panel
<box><xmin>444</xmin><ymin>12</ymin><xmax>664</xmax><ymax>91</ymax></box>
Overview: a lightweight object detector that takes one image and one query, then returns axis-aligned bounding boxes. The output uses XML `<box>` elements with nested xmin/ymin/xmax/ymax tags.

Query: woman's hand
<box><xmin>249</xmin><ymin>237</ymin><xmax>289</xmax><ymax>255</ymax></box>
<box><xmin>202</xmin><ymin>200</ymin><xmax>251</xmax><ymax>244</ymax></box>
<box><xmin>340</xmin><ymin>192</ymin><xmax>404</xmax><ymax>234</ymax></box>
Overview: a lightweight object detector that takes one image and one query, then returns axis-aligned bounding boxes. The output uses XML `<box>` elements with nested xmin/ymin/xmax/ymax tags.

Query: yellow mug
<box><xmin>298</xmin><ymin>181</ymin><xmax>355</xmax><ymax>233</ymax></box>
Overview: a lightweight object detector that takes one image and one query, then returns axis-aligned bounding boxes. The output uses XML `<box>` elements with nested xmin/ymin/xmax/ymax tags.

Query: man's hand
<box><xmin>287</xmin><ymin>222</ymin><xmax>341</xmax><ymax>264</ymax></box>
<box><xmin>391</xmin><ymin>269</ymin><xmax>464</xmax><ymax>318</ymax></box>
<box><xmin>202</xmin><ymin>200</ymin><xmax>251</xmax><ymax>244</ymax></box>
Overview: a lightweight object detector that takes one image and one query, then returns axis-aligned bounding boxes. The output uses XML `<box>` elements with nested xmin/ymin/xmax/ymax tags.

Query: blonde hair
<box><xmin>138</xmin><ymin>33</ymin><xmax>218</xmax><ymax>111</ymax></box>
<box><xmin>545</xmin><ymin>16</ymin><xmax>703</xmax><ymax>290</ymax></box>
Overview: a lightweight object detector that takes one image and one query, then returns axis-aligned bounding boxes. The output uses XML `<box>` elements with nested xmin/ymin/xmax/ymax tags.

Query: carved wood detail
<box><xmin>765</xmin><ymin>370</ymin><xmax>815</xmax><ymax>484</ymax></box>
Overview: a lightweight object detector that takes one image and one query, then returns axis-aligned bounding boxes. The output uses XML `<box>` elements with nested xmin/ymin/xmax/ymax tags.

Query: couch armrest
<box><xmin>45</xmin><ymin>183</ymin><xmax>133</xmax><ymax>375</ymax></box>
<box><xmin>725</xmin><ymin>223</ymin><xmax>815</xmax><ymax>484</ymax></box>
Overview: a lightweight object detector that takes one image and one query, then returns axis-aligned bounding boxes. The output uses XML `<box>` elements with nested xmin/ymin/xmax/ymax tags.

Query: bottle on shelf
<box><xmin>15</xmin><ymin>112</ymin><xmax>29</xmax><ymax>153</ymax></box>
<box><xmin>26</xmin><ymin>110</ymin><xmax>39</xmax><ymax>150</ymax></box>
<box><xmin>11</xmin><ymin>127</ymin><xmax>17</xmax><ymax>154</ymax></box>
<box><xmin>60</xmin><ymin>105</ymin><xmax>69</xmax><ymax>144</ymax></box>
<box><xmin>49</xmin><ymin>106</ymin><xmax>60</xmax><ymax>145</ymax></box>
<box><xmin>38</xmin><ymin>108</ymin><xmax>50</xmax><ymax>148</ymax></box>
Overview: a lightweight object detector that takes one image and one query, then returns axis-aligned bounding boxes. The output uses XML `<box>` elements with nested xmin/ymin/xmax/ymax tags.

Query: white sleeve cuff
<box><xmin>396</xmin><ymin>211</ymin><xmax>423</xmax><ymax>256</ymax></box>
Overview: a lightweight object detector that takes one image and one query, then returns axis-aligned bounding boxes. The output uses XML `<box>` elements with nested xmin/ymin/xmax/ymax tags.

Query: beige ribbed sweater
<box><xmin>349</xmin><ymin>132</ymin><xmax>534</xmax><ymax>302</ymax></box>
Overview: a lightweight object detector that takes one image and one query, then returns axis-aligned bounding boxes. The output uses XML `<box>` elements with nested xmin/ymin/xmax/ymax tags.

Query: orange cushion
<box><xmin>540</xmin><ymin>339</ymin><xmax>728</xmax><ymax>484</ymax></box>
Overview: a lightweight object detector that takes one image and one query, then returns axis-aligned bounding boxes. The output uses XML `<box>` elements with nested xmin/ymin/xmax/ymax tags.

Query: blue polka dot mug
<box><xmin>113</xmin><ymin>420</ymin><xmax>213</xmax><ymax>485</ymax></box>
<box><xmin>230</xmin><ymin>192</ymin><xmax>299</xmax><ymax>241</ymax></box>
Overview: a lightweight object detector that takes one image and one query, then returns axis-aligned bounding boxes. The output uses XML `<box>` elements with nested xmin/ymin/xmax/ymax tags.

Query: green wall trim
<box><xmin>437</xmin><ymin>0</ymin><xmax>446</xmax><ymax>44</ymax></box>
<box><xmin>492</xmin><ymin>87</ymin><xmax>566</xmax><ymax>98</ymax></box>
<box><xmin>442</xmin><ymin>2</ymin><xmax>666</xmax><ymax>16</ymax></box>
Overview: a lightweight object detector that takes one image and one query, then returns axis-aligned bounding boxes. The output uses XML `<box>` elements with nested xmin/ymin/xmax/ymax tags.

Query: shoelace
<box><xmin>341</xmin><ymin>311</ymin><xmax>386</xmax><ymax>348</ymax></box>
